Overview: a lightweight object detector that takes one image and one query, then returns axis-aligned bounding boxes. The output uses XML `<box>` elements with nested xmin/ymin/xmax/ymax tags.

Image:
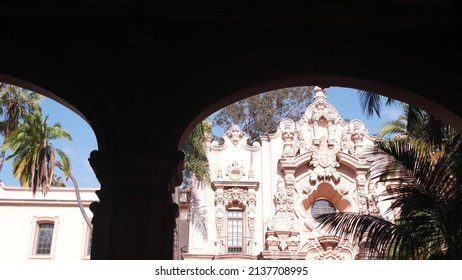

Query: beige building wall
<box><xmin>0</xmin><ymin>183</ymin><xmax>97</xmax><ymax>260</ymax></box>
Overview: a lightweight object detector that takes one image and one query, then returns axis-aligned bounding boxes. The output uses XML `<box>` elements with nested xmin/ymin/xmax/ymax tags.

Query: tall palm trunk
<box><xmin>0</xmin><ymin>150</ymin><xmax>5</xmax><ymax>172</ymax></box>
<box><xmin>69</xmin><ymin>172</ymin><xmax>93</xmax><ymax>230</ymax></box>
<box><xmin>57</xmin><ymin>162</ymin><xmax>93</xmax><ymax>230</ymax></box>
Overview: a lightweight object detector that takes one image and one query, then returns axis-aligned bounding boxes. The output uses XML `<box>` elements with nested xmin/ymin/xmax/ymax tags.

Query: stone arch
<box><xmin>0</xmin><ymin>72</ymin><xmax>102</xmax><ymax>150</ymax></box>
<box><xmin>0</xmin><ymin>2</ymin><xmax>459</xmax><ymax>261</ymax></box>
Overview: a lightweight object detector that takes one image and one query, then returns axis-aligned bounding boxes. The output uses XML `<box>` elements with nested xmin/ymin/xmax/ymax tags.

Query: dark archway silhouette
<box><xmin>0</xmin><ymin>1</ymin><xmax>460</xmax><ymax>259</ymax></box>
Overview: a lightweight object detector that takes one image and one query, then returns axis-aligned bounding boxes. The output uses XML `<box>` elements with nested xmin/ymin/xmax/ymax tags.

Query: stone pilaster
<box><xmin>356</xmin><ymin>170</ymin><xmax>369</xmax><ymax>215</ymax></box>
<box><xmin>88</xmin><ymin>150</ymin><xmax>184</xmax><ymax>259</ymax></box>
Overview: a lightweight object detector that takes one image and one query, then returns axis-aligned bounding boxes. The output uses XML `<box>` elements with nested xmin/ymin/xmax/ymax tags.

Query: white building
<box><xmin>180</xmin><ymin>87</ymin><xmax>390</xmax><ymax>260</ymax></box>
<box><xmin>0</xmin><ymin>182</ymin><xmax>97</xmax><ymax>260</ymax></box>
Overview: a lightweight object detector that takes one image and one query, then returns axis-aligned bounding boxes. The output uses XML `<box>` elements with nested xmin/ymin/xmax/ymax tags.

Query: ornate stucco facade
<box><xmin>181</xmin><ymin>87</ymin><xmax>389</xmax><ymax>260</ymax></box>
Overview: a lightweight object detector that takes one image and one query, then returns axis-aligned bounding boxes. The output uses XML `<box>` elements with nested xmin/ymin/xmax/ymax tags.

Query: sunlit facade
<box><xmin>0</xmin><ymin>182</ymin><xmax>97</xmax><ymax>260</ymax></box>
<box><xmin>0</xmin><ymin>88</ymin><xmax>392</xmax><ymax>260</ymax></box>
<box><xmin>179</xmin><ymin>87</ymin><xmax>391</xmax><ymax>260</ymax></box>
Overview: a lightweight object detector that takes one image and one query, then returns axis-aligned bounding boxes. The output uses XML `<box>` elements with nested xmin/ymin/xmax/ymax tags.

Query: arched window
<box><xmin>311</xmin><ymin>199</ymin><xmax>336</xmax><ymax>219</ymax></box>
<box><xmin>36</xmin><ymin>223</ymin><xmax>54</xmax><ymax>255</ymax></box>
<box><xmin>30</xmin><ymin>216</ymin><xmax>59</xmax><ymax>259</ymax></box>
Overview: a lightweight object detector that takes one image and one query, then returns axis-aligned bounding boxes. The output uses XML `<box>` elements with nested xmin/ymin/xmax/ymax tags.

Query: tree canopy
<box><xmin>0</xmin><ymin>83</ymin><xmax>42</xmax><ymax>172</ymax></box>
<box><xmin>212</xmin><ymin>86</ymin><xmax>314</xmax><ymax>142</ymax></box>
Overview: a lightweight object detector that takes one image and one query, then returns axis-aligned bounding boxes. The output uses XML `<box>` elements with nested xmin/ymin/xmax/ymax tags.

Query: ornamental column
<box><xmin>88</xmin><ymin>150</ymin><xmax>184</xmax><ymax>260</ymax></box>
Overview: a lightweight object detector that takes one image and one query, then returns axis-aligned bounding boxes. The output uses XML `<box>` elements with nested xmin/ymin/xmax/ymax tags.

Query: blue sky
<box><xmin>0</xmin><ymin>86</ymin><xmax>403</xmax><ymax>189</ymax></box>
<box><xmin>322</xmin><ymin>86</ymin><xmax>403</xmax><ymax>135</ymax></box>
<box><xmin>210</xmin><ymin>86</ymin><xmax>404</xmax><ymax>138</ymax></box>
<box><xmin>0</xmin><ymin>98</ymin><xmax>100</xmax><ymax>189</ymax></box>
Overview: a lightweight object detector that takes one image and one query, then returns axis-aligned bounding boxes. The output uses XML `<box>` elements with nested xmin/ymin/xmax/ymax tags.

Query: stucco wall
<box><xmin>0</xmin><ymin>184</ymin><xmax>98</xmax><ymax>260</ymax></box>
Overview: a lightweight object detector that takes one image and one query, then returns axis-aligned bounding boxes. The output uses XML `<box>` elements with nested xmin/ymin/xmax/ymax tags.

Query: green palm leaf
<box><xmin>2</xmin><ymin>111</ymin><xmax>72</xmax><ymax>195</ymax></box>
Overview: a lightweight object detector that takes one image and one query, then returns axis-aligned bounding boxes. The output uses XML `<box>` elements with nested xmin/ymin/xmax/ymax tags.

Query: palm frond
<box><xmin>2</xmin><ymin>110</ymin><xmax>73</xmax><ymax>196</ymax></box>
<box><xmin>357</xmin><ymin>90</ymin><xmax>383</xmax><ymax>118</ymax></box>
<box><xmin>181</xmin><ymin>120</ymin><xmax>211</xmax><ymax>183</ymax></box>
<box><xmin>189</xmin><ymin>179</ymin><xmax>208</xmax><ymax>240</ymax></box>
<box><xmin>314</xmin><ymin>212</ymin><xmax>428</xmax><ymax>259</ymax></box>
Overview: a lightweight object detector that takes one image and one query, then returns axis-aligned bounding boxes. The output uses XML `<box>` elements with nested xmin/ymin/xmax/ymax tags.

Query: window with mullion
<box><xmin>227</xmin><ymin>209</ymin><xmax>243</xmax><ymax>253</ymax></box>
<box><xmin>36</xmin><ymin>223</ymin><xmax>54</xmax><ymax>255</ymax></box>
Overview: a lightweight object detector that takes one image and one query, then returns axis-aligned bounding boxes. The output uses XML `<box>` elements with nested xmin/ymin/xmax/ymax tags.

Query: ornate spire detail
<box><xmin>226</xmin><ymin>124</ymin><xmax>245</xmax><ymax>146</ymax></box>
<box><xmin>280</xmin><ymin>119</ymin><xmax>296</xmax><ymax>157</ymax></box>
<box><xmin>274</xmin><ymin>178</ymin><xmax>287</xmax><ymax>214</ymax></box>
<box><xmin>308</xmin><ymin>137</ymin><xmax>340</xmax><ymax>183</ymax></box>
<box><xmin>350</xmin><ymin>120</ymin><xmax>366</xmax><ymax>155</ymax></box>
<box><xmin>313</xmin><ymin>86</ymin><xmax>327</xmax><ymax>103</ymax></box>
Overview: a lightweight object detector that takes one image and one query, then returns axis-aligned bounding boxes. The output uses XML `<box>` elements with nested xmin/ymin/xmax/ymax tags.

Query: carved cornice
<box><xmin>212</xmin><ymin>181</ymin><xmax>259</xmax><ymax>191</ymax></box>
<box><xmin>304</xmin><ymin>236</ymin><xmax>356</xmax><ymax>260</ymax></box>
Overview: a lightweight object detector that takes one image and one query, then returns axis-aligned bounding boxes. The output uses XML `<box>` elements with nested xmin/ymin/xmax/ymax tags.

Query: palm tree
<box><xmin>377</xmin><ymin>103</ymin><xmax>408</xmax><ymax>139</ymax></box>
<box><xmin>180</xmin><ymin>120</ymin><xmax>212</xmax><ymax>240</ymax></box>
<box><xmin>1</xmin><ymin>110</ymin><xmax>92</xmax><ymax>230</ymax></box>
<box><xmin>359</xmin><ymin>90</ymin><xmax>454</xmax><ymax>146</ymax></box>
<box><xmin>51</xmin><ymin>174</ymin><xmax>66</xmax><ymax>188</ymax></box>
<box><xmin>0</xmin><ymin>83</ymin><xmax>42</xmax><ymax>172</ymax></box>
<box><xmin>313</xmin><ymin>90</ymin><xmax>462</xmax><ymax>259</ymax></box>
<box><xmin>357</xmin><ymin>90</ymin><xmax>399</xmax><ymax>118</ymax></box>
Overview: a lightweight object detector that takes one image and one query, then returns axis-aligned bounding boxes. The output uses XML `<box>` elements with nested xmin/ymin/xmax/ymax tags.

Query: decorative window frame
<box><xmin>212</xmin><ymin>181</ymin><xmax>259</xmax><ymax>255</ymax></box>
<box><xmin>301</xmin><ymin>182</ymin><xmax>352</xmax><ymax>223</ymax></box>
<box><xmin>29</xmin><ymin>216</ymin><xmax>60</xmax><ymax>259</ymax></box>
